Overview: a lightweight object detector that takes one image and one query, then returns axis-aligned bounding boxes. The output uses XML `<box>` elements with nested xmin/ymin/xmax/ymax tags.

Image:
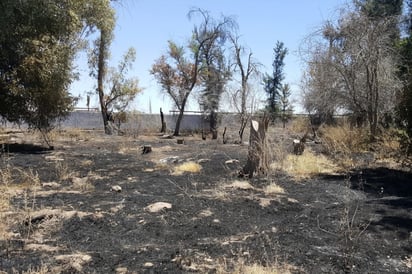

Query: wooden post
<box><xmin>241</xmin><ymin>115</ymin><xmax>270</xmax><ymax>178</ymax></box>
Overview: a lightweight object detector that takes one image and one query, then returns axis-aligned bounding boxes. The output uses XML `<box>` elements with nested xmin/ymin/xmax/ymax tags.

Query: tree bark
<box><xmin>174</xmin><ymin>108</ymin><xmax>184</xmax><ymax>136</ymax></box>
<box><xmin>241</xmin><ymin>115</ymin><xmax>270</xmax><ymax>178</ymax></box>
<box><xmin>160</xmin><ymin>108</ymin><xmax>166</xmax><ymax>133</ymax></box>
<box><xmin>97</xmin><ymin>31</ymin><xmax>111</xmax><ymax>135</ymax></box>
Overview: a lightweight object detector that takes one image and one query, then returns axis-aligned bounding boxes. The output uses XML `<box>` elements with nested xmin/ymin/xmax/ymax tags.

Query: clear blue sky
<box><xmin>70</xmin><ymin>0</ymin><xmax>348</xmax><ymax>113</ymax></box>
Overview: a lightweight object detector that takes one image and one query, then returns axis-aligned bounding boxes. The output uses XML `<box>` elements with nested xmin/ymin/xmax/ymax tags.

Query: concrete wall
<box><xmin>57</xmin><ymin>111</ymin><xmax>240</xmax><ymax>133</ymax></box>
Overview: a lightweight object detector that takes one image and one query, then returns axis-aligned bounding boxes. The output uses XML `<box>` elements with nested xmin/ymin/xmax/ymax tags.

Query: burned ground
<box><xmin>0</xmin><ymin>130</ymin><xmax>411</xmax><ymax>273</ymax></box>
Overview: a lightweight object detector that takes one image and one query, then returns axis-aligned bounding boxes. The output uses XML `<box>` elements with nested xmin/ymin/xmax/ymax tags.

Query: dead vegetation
<box><xmin>0</xmin><ymin>124</ymin><xmax>411</xmax><ymax>273</ymax></box>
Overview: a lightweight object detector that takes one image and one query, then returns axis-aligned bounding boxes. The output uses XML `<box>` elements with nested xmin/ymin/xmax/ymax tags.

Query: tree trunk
<box><xmin>239</xmin><ymin>113</ymin><xmax>249</xmax><ymax>143</ymax></box>
<box><xmin>160</xmin><ymin>108</ymin><xmax>166</xmax><ymax>133</ymax></box>
<box><xmin>174</xmin><ymin>108</ymin><xmax>184</xmax><ymax>136</ymax></box>
<box><xmin>210</xmin><ymin>111</ymin><xmax>218</xmax><ymax>139</ymax></box>
<box><xmin>241</xmin><ymin>115</ymin><xmax>270</xmax><ymax>178</ymax></box>
<box><xmin>97</xmin><ymin>31</ymin><xmax>111</xmax><ymax>135</ymax></box>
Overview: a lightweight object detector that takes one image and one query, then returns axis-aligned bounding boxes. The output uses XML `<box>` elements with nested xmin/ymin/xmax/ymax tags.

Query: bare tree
<box><xmin>302</xmin><ymin>5</ymin><xmax>402</xmax><ymax>138</ymax></box>
<box><xmin>229</xmin><ymin>35</ymin><xmax>261</xmax><ymax>142</ymax></box>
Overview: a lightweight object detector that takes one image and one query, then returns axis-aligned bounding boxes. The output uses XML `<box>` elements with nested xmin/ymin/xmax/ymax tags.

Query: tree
<box><xmin>263</xmin><ymin>41</ymin><xmax>288</xmax><ymax>120</ymax></box>
<box><xmin>189</xmin><ymin>9</ymin><xmax>236</xmax><ymax>139</ymax></box>
<box><xmin>85</xmin><ymin>0</ymin><xmax>116</xmax><ymax>134</ymax></box>
<box><xmin>0</xmin><ymin>0</ymin><xmax>81</xmax><ymax>140</ymax></box>
<box><xmin>229</xmin><ymin>35</ymin><xmax>261</xmax><ymax>142</ymax></box>
<box><xmin>0</xmin><ymin>0</ymin><xmax>119</xmax><ymax>140</ymax></box>
<box><xmin>302</xmin><ymin>3</ymin><xmax>402</xmax><ymax>138</ymax></box>
<box><xmin>398</xmin><ymin>0</ymin><xmax>412</xmax><ymax>153</ymax></box>
<box><xmin>301</xmin><ymin>25</ymin><xmax>343</xmax><ymax>125</ymax></box>
<box><xmin>279</xmin><ymin>83</ymin><xmax>293</xmax><ymax>128</ymax></box>
<box><xmin>151</xmin><ymin>41</ymin><xmax>200</xmax><ymax>136</ymax></box>
<box><xmin>89</xmin><ymin>47</ymin><xmax>141</xmax><ymax>133</ymax></box>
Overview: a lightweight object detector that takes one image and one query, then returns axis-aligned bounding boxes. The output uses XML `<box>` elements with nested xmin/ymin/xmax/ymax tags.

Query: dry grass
<box><xmin>71</xmin><ymin>176</ymin><xmax>94</xmax><ymax>192</ymax></box>
<box><xmin>263</xmin><ymin>182</ymin><xmax>285</xmax><ymax>195</ymax></box>
<box><xmin>48</xmin><ymin>128</ymin><xmax>92</xmax><ymax>142</ymax></box>
<box><xmin>289</xmin><ymin>116</ymin><xmax>310</xmax><ymax>134</ymax></box>
<box><xmin>55</xmin><ymin>160</ymin><xmax>72</xmax><ymax>182</ymax></box>
<box><xmin>21</xmin><ymin>265</ymin><xmax>50</xmax><ymax>274</ymax></box>
<box><xmin>272</xmin><ymin>148</ymin><xmax>339</xmax><ymax>179</ymax></box>
<box><xmin>319</xmin><ymin>124</ymin><xmax>369</xmax><ymax>156</ymax></box>
<box><xmin>216</xmin><ymin>259</ymin><xmax>298</xmax><ymax>274</ymax></box>
<box><xmin>225</xmin><ymin>180</ymin><xmax>254</xmax><ymax>190</ymax></box>
<box><xmin>172</xmin><ymin>161</ymin><xmax>202</xmax><ymax>175</ymax></box>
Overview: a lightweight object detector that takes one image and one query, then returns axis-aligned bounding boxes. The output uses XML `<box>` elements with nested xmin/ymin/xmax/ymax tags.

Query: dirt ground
<box><xmin>0</xmin><ymin>128</ymin><xmax>411</xmax><ymax>273</ymax></box>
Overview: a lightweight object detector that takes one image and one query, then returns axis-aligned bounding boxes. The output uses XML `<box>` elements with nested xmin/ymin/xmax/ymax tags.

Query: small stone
<box><xmin>143</xmin><ymin>262</ymin><xmax>154</xmax><ymax>268</ymax></box>
<box><xmin>111</xmin><ymin>185</ymin><xmax>122</xmax><ymax>192</ymax></box>
<box><xmin>225</xmin><ymin>159</ymin><xmax>239</xmax><ymax>164</ymax></box>
<box><xmin>145</xmin><ymin>202</ymin><xmax>172</xmax><ymax>213</ymax></box>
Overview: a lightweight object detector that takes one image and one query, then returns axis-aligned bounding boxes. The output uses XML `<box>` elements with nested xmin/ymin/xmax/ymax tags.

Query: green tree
<box><xmin>0</xmin><ymin>0</ymin><xmax>117</xmax><ymax>140</ymax></box>
<box><xmin>356</xmin><ymin>0</ymin><xmax>402</xmax><ymax>19</ymax></box>
<box><xmin>189</xmin><ymin>9</ymin><xmax>236</xmax><ymax>139</ymax></box>
<box><xmin>151</xmin><ymin>41</ymin><xmax>200</xmax><ymax>136</ymax></box>
<box><xmin>89</xmin><ymin>47</ymin><xmax>141</xmax><ymax>133</ymax></box>
<box><xmin>279</xmin><ymin>83</ymin><xmax>293</xmax><ymax>128</ymax></box>
<box><xmin>85</xmin><ymin>0</ymin><xmax>116</xmax><ymax>134</ymax></box>
<box><xmin>0</xmin><ymin>0</ymin><xmax>80</xmax><ymax>140</ymax></box>
<box><xmin>263</xmin><ymin>41</ymin><xmax>288</xmax><ymax>120</ymax></box>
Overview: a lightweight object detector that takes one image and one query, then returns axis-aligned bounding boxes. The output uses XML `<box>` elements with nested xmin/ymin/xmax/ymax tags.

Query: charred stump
<box><xmin>241</xmin><ymin>116</ymin><xmax>270</xmax><ymax>178</ymax></box>
<box><xmin>293</xmin><ymin>132</ymin><xmax>308</xmax><ymax>155</ymax></box>
<box><xmin>142</xmin><ymin>145</ymin><xmax>152</xmax><ymax>154</ymax></box>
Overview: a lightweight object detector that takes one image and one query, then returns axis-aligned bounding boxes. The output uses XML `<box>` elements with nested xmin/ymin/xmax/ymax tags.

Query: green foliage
<box><xmin>151</xmin><ymin>40</ymin><xmax>198</xmax><ymax>136</ymax></box>
<box><xmin>0</xmin><ymin>0</ymin><xmax>115</xmax><ymax>135</ymax></box>
<box><xmin>356</xmin><ymin>0</ymin><xmax>403</xmax><ymax>18</ymax></box>
<box><xmin>104</xmin><ymin>47</ymin><xmax>142</xmax><ymax>112</ymax></box>
<box><xmin>189</xmin><ymin>9</ymin><xmax>236</xmax><ymax>137</ymax></box>
<box><xmin>263</xmin><ymin>41</ymin><xmax>288</xmax><ymax>120</ymax></box>
<box><xmin>0</xmin><ymin>0</ymin><xmax>79</xmax><ymax>132</ymax></box>
<box><xmin>279</xmin><ymin>84</ymin><xmax>293</xmax><ymax>128</ymax></box>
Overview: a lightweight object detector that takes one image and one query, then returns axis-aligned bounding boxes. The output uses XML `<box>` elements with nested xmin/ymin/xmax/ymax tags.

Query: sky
<box><xmin>70</xmin><ymin>0</ymin><xmax>348</xmax><ymax>114</ymax></box>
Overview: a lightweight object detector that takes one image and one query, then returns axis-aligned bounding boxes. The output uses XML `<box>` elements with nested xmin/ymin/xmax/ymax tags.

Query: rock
<box><xmin>225</xmin><ymin>159</ymin><xmax>239</xmax><ymax>164</ymax></box>
<box><xmin>145</xmin><ymin>202</ymin><xmax>172</xmax><ymax>213</ymax></box>
<box><xmin>143</xmin><ymin>262</ymin><xmax>154</xmax><ymax>268</ymax></box>
<box><xmin>111</xmin><ymin>185</ymin><xmax>122</xmax><ymax>192</ymax></box>
<box><xmin>159</xmin><ymin>156</ymin><xmax>179</xmax><ymax>164</ymax></box>
<box><xmin>42</xmin><ymin>182</ymin><xmax>60</xmax><ymax>188</ymax></box>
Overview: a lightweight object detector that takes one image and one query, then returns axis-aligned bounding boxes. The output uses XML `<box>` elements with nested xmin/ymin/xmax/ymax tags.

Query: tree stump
<box><xmin>241</xmin><ymin>116</ymin><xmax>270</xmax><ymax>178</ymax></box>
<box><xmin>142</xmin><ymin>145</ymin><xmax>152</xmax><ymax>154</ymax></box>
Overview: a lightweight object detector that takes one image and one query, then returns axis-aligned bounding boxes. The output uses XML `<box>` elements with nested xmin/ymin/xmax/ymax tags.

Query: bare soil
<box><xmin>0</xmin><ymin>129</ymin><xmax>411</xmax><ymax>273</ymax></box>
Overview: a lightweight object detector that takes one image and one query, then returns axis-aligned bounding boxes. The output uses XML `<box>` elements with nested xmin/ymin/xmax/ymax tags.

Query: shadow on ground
<box><xmin>1</xmin><ymin>143</ymin><xmax>53</xmax><ymax>154</ymax></box>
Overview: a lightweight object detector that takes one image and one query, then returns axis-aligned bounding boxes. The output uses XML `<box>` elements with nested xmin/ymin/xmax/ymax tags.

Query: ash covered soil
<box><xmin>0</xmin><ymin>130</ymin><xmax>411</xmax><ymax>274</ymax></box>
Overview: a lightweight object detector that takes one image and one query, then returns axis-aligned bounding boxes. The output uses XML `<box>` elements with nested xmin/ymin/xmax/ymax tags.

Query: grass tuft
<box><xmin>263</xmin><ymin>182</ymin><xmax>285</xmax><ymax>195</ymax></box>
<box><xmin>272</xmin><ymin>148</ymin><xmax>339</xmax><ymax>179</ymax></box>
<box><xmin>172</xmin><ymin>161</ymin><xmax>202</xmax><ymax>175</ymax></box>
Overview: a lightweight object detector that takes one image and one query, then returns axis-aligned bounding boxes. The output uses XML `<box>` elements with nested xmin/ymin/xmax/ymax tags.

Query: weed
<box><xmin>54</xmin><ymin>160</ymin><xmax>71</xmax><ymax>182</ymax></box>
